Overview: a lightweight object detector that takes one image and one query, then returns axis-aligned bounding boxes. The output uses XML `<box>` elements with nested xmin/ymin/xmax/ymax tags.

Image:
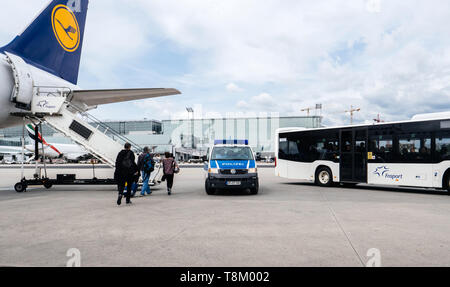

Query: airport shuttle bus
<box><xmin>275</xmin><ymin>113</ymin><xmax>450</xmax><ymax>191</ymax></box>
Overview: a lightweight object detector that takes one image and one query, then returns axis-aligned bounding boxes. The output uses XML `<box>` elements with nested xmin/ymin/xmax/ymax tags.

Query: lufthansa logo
<box><xmin>51</xmin><ymin>5</ymin><xmax>80</xmax><ymax>52</ymax></box>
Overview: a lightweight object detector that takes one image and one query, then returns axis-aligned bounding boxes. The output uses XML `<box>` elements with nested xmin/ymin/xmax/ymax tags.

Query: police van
<box><xmin>204</xmin><ymin>140</ymin><xmax>259</xmax><ymax>195</ymax></box>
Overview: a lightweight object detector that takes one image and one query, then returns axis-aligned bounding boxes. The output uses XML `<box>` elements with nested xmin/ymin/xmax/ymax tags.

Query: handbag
<box><xmin>173</xmin><ymin>161</ymin><xmax>180</xmax><ymax>174</ymax></box>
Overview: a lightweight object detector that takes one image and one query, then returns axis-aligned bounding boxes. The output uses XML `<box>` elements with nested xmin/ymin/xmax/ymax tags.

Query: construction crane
<box><xmin>301</xmin><ymin>104</ymin><xmax>323</xmax><ymax>117</ymax></box>
<box><xmin>345</xmin><ymin>105</ymin><xmax>361</xmax><ymax>125</ymax></box>
<box><xmin>373</xmin><ymin>114</ymin><xmax>384</xmax><ymax>123</ymax></box>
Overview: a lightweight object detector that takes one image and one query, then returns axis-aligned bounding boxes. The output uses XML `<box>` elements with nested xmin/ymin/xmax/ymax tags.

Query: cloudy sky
<box><xmin>1</xmin><ymin>0</ymin><xmax>450</xmax><ymax>126</ymax></box>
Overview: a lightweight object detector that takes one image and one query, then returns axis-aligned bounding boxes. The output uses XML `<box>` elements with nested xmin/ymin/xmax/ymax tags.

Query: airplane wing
<box><xmin>70</xmin><ymin>88</ymin><xmax>181</xmax><ymax>107</ymax></box>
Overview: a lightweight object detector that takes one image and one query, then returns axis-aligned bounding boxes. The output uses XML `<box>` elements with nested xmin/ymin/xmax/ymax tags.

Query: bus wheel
<box><xmin>316</xmin><ymin>167</ymin><xmax>333</xmax><ymax>187</ymax></box>
<box><xmin>445</xmin><ymin>172</ymin><xmax>450</xmax><ymax>194</ymax></box>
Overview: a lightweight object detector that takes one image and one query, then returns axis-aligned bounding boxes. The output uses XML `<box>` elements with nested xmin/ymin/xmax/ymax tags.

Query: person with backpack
<box><xmin>114</xmin><ymin>143</ymin><xmax>138</xmax><ymax>206</ymax></box>
<box><xmin>137</xmin><ymin>146</ymin><xmax>155</xmax><ymax>196</ymax></box>
<box><xmin>162</xmin><ymin>152</ymin><xmax>179</xmax><ymax>196</ymax></box>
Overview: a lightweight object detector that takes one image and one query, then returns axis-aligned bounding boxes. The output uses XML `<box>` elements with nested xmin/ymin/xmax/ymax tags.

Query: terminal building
<box><xmin>0</xmin><ymin>116</ymin><xmax>322</xmax><ymax>160</ymax></box>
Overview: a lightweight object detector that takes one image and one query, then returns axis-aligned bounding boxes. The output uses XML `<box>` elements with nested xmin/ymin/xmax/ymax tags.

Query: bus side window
<box><xmin>288</xmin><ymin>139</ymin><xmax>301</xmax><ymax>160</ymax></box>
<box><xmin>436</xmin><ymin>132</ymin><xmax>450</xmax><ymax>162</ymax></box>
<box><xmin>279</xmin><ymin>138</ymin><xmax>289</xmax><ymax>160</ymax></box>
<box><xmin>398</xmin><ymin>134</ymin><xmax>432</xmax><ymax>163</ymax></box>
<box><xmin>369</xmin><ymin>136</ymin><xmax>393</xmax><ymax>163</ymax></box>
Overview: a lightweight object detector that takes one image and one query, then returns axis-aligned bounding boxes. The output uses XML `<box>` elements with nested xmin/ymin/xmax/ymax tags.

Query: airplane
<box><xmin>0</xmin><ymin>0</ymin><xmax>180</xmax><ymax>132</ymax></box>
<box><xmin>0</xmin><ymin>123</ymin><xmax>89</xmax><ymax>162</ymax></box>
<box><xmin>24</xmin><ymin>123</ymin><xmax>89</xmax><ymax>161</ymax></box>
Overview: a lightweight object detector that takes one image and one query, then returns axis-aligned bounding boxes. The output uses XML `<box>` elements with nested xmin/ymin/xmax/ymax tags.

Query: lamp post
<box><xmin>186</xmin><ymin>107</ymin><xmax>194</xmax><ymax>149</ymax></box>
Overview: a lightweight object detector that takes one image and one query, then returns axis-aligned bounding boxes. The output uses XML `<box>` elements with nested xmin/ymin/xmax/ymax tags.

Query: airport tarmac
<box><xmin>0</xmin><ymin>167</ymin><xmax>449</xmax><ymax>267</ymax></box>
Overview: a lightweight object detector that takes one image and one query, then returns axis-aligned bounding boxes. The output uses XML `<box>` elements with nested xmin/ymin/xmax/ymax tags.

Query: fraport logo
<box><xmin>373</xmin><ymin>166</ymin><xmax>403</xmax><ymax>181</ymax></box>
<box><xmin>37</xmin><ymin>100</ymin><xmax>56</xmax><ymax>109</ymax></box>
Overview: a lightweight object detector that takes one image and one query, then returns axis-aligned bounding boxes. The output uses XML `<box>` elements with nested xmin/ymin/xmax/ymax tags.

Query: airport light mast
<box><xmin>186</xmin><ymin>107</ymin><xmax>195</xmax><ymax>149</ymax></box>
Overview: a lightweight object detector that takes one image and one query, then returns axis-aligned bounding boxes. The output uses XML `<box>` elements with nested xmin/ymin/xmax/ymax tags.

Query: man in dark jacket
<box><xmin>115</xmin><ymin>143</ymin><xmax>138</xmax><ymax>206</ymax></box>
<box><xmin>137</xmin><ymin>146</ymin><xmax>154</xmax><ymax>196</ymax></box>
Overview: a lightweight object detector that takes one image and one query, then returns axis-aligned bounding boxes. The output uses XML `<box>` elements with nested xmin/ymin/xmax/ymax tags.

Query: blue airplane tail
<box><xmin>0</xmin><ymin>0</ymin><xmax>89</xmax><ymax>85</ymax></box>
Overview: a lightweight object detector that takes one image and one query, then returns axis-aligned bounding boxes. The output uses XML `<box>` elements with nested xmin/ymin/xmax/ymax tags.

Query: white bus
<box><xmin>275</xmin><ymin>112</ymin><xmax>450</xmax><ymax>192</ymax></box>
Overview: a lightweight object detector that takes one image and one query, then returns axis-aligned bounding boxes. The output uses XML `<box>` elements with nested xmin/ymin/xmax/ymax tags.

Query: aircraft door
<box><xmin>5</xmin><ymin>52</ymin><xmax>34</xmax><ymax>110</ymax></box>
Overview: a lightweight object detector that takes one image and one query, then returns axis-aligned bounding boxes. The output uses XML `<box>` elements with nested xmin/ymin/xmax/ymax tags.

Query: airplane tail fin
<box><xmin>26</xmin><ymin>124</ymin><xmax>62</xmax><ymax>155</ymax></box>
<box><xmin>1</xmin><ymin>0</ymin><xmax>89</xmax><ymax>85</ymax></box>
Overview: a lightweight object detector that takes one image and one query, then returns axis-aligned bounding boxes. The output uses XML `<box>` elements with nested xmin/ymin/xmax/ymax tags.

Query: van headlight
<box><xmin>248</xmin><ymin>168</ymin><xmax>257</xmax><ymax>173</ymax></box>
<box><xmin>209</xmin><ymin>168</ymin><xmax>219</xmax><ymax>174</ymax></box>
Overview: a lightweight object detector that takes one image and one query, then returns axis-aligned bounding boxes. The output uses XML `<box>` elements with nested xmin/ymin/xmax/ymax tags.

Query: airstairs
<box><xmin>27</xmin><ymin>86</ymin><xmax>143</xmax><ymax>167</ymax></box>
<box><xmin>5</xmin><ymin>50</ymin><xmax>142</xmax><ymax>167</ymax></box>
<box><xmin>12</xmin><ymin>85</ymin><xmax>152</xmax><ymax>193</ymax></box>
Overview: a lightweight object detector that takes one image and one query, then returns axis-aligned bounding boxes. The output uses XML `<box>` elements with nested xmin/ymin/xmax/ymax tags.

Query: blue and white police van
<box><xmin>204</xmin><ymin>140</ymin><xmax>259</xmax><ymax>195</ymax></box>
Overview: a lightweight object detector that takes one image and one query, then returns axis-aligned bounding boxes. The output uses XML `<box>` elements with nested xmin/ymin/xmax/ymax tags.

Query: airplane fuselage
<box><xmin>0</xmin><ymin>52</ymin><xmax>79</xmax><ymax>130</ymax></box>
<box><xmin>25</xmin><ymin>143</ymin><xmax>88</xmax><ymax>160</ymax></box>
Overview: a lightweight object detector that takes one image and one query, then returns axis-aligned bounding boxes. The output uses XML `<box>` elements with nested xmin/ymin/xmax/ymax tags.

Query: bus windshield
<box><xmin>211</xmin><ymin>147</ymin><xmax>254</xmax><ymax>161</ymax></box>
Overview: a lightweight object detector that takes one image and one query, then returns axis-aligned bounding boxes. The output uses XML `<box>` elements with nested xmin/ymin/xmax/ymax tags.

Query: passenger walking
<box><xmin>162</xmin><ymin>152</ymin><xmax>179</xmax><ymax>196</ymax></box>
<box><xmin>137</xmin><ymin>147</ymin><xmax>155</xmax><ymax>196</ymax></box>
<box><xmin>114</xmin><ymin>143</ymin><xmax>138</xmax><ymax>206</ymax></box>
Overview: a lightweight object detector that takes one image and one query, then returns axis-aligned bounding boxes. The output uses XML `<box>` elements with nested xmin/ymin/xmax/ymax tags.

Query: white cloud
<box><xmin>236</xmin><ymin>100</ymin><xmax>249</xmax><ymax>109</ymax></box>
<box><xmin>251</xmin><ymin>93</ymin><xmax>276</xmax><ymax>106</ymax></box>
<box><xmin>366</xmin><ymin>0</ymin><xmax>382</xmax><ymax>13</ymax></box>
<box><xmin>132</xmin><ymin>0</ymin><xmax>450</xmax><ymax>124</ymax></box>
<box><xmin>226</xmin><ymin>83</ymin><xmax>243</xmax><ymax>93</ymax></box>
<box><xmin>1</xmin><ymin>0</ymin><xmax>449</xmax><ymax>126</ymax></box>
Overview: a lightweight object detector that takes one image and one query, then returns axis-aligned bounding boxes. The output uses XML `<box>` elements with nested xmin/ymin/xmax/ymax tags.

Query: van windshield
<box><xmin>211</xmin><ymin>147</ymin><xmax>254</xmax><ymax>161</ymax></box>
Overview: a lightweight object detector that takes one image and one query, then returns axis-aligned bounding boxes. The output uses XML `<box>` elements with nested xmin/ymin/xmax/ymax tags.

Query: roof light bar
<box><xmin>214</xmin><ymin>140</ymin><xmax>249</xmax><ymax>145</ymax></box>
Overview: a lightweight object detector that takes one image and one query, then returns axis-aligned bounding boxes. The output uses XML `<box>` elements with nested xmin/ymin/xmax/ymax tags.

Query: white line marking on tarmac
<box><xmin>319</xmin><ymin>189</ymin><xmax>365</xmax><ymax>267</ymax></box>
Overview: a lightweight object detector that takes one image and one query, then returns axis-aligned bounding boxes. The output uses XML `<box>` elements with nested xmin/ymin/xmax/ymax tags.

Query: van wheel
<box><xmin>205</xmin><ymin>180</ymin><xmax>215</xmax><ymax>195</ymax></box>
<box><xmin>249</xmin><ymin>181</ymin><xmax>259</xmax><ymax>195</ymax></box>
<box><xmin>316</xmin><ymin>167</ymin><xmax>333</xmax><ymax>187</ymax></box>
<box><xmin>250</xmin><ymin>187</ymin><xmax>259</xmax><ymax>195</ymax></box>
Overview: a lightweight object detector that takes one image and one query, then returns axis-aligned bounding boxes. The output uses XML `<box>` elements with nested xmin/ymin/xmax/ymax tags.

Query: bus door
<box><xmin>340</xmin><ymin>128</ymin><xmax>368</xmax><ymax>183</ymax></box>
